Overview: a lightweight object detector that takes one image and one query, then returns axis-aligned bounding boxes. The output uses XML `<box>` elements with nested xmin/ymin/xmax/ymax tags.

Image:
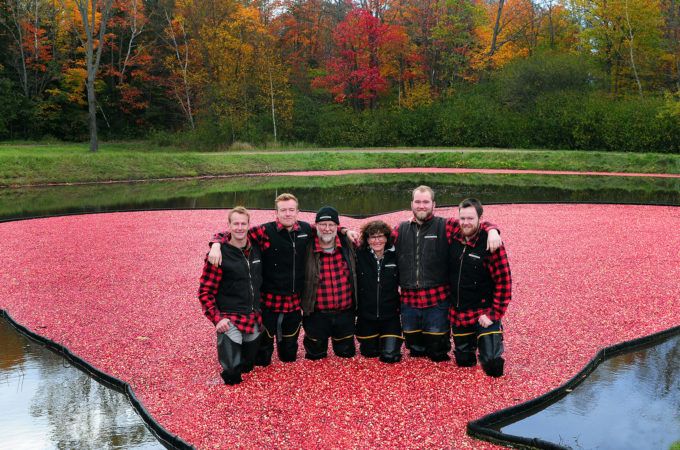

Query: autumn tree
<box><xmin>59</xmin><ymin>0</ymin><xmax>114</xmax><ymax>151</ymax></box>
<box><xmin>314</xmin><ymin>7</ymin><xmax>395</xmax><ymax>110</ymax></box>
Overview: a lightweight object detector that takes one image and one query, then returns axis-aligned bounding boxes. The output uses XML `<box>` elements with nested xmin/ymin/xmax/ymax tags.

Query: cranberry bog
<box><xmin>1</xmin><ymin>204</ymin><xmax>679</xmax><ymax>448</ymax></box>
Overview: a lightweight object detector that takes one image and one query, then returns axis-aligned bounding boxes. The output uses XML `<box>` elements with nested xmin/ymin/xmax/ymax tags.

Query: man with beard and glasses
<box><xmin>449</xmin><ymin>198</ymin><xmax>511</xmax><ymax>377</ymax></box>
<box><xmin>207</xmin><ymin>194</ymin><xmax>359</xmax><ymax>366</ymax></box>
<box><xmin>300</xmin><ymin>206</ymin><xmax>358</xmax><ymax>360</ymax></box>
<box><xmin>393</xmin><ymin>186</ymin><xmax>502</xmax><ymax>362</ymax></box>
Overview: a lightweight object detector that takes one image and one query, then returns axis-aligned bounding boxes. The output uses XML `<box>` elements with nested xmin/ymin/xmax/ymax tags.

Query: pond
<box><xmin>1</xmin><ymin>172</ymin><xmax>679</xmax><ymax>220</ymax></box>
<box><xmin>492</xmin><ymin>333</ymin><xmax>680</xmax><ymax>449</ymax></box>
<box><xmin>0</xmin><ymin>316</ymin><xmax>164</xmax><ymax>449</ymax></box>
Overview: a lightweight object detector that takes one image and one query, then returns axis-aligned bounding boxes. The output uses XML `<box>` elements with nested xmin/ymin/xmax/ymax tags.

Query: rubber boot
<box><xmin>255</xmin><ymin>330</ymin><xmax>274</xmax><ymax>367</ymax></box>
<box><xmin>359</xmin><ymin>336</ymin><xmax>380</xmax><ymax>358</ymax></box>
<box><xmin>479</xmin><ymin>331</ymin><xmax>504</xmax><ymax>377</ymax></box>
<box><xmin>332</xmin><ymin>336</ymin><xmax>356</xmax><ymax>358</ymax></box>
<box><xmin>404</xmin><ymin>331</ymin><xmax>426</xmax><ymax>357</ymax></box>
<box><xmin>379</xmin><ymin>336</ymin><xmax>403</xmax><ymax>363</ymax></box>
<box><xmin>278</xmin><ymin>332</ymin><xmax>300</xmax><ymax>363</ymax></box>
<box><xmin>217</xmin><ymin>334</ymin><xmax>242</xmax><ymax>385</ymax></box>
<box><xmin>424</xmin><ymin>333</ymin><xmax>451</xmax><ymax>362</ymax></box>
<box><xmin>303</xmin><ymin>335</ymin><xmax>328</xmax><ymax>360</ymax></box>
<box><xmin>453</xmin><ymin>332</ymin><xmax>478</xmax><ymax>367</ymax></box>
<box><xmin>241</xmin><ymin>333</ymin><xmax>262</xmax><ymax>374</ymax></box>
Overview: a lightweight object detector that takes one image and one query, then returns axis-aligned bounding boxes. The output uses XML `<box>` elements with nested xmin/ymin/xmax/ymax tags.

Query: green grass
<box><xmin>1</xmin><ymin>141</ymin><xmax>679</xmax><ymax>186</ymax></box>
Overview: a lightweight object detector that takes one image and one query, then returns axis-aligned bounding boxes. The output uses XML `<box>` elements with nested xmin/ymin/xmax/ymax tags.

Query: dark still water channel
<box><xmin>2</xmin><ymin>172</ymin><xmax>679</xmax><ymax>220</ymax></box>
<box><xmin>0</xmin><ymin>317</ymin><xmax>164</xmax><ymax>449</ymax></box>
<box><xmin>495</xmin><ymin>333</ymin><xmax>680</xmax><ymax>449</ymax></box>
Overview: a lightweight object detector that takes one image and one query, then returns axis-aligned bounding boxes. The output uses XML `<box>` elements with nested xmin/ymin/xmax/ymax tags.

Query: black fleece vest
<box><xmin>356</xmin><ymin>248</ymin><xmax>400</xmax><ymax>320</ymax></box>
<box><xmin>395</xmin><ymin>216</ymin><xmax>449</xmax><ymax>289</ymax></box>
<box><xmin>449</xmin><ymin>230</ymin><xmax>493</xmax><ymax>310</ymax></box>
<box><xmin>261</xmin><ymin>221</ymin><xmax>312</xmax><ymax>296</ymax></box>
<box><xmin>215</xmin><ymin>243</ymin><xmax>263</xmax><ymax>314</ymax></box>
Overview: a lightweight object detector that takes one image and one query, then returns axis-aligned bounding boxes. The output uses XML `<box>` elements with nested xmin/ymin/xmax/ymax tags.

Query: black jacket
<box><xmin>395</xmin><ymin>216</ymin><xmax>449</xmax><ymax>289</ymax></box>
<box><xmin>356</xmin><ymin>247</ymin><xmax>400</xmax><ymax>320</ymax></box>
<box><xmin>260</xmin><ymin>221</ymin><xmax>312</xmax><ymax>296</ymax></box>
<box><xmin>449</xmin><ymin>230</ymin><xmax>493</xmax><ymax>311</ymax></box>
<box><xmin>215</xmin><ymin>242</ymin><xmax>263</xmax><ymax>314</ymax></box>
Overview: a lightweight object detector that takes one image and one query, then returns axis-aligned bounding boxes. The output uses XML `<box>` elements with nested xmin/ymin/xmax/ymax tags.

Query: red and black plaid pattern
<box><xmin>400</xmin><ymin>285</ymin><xmax>450</xmax><ymax>308</ymax></box>
<box><xmin>222</xmin><ymin>311</ymin><xmax>263</xmax><ymax>334</ymax></box>
<box><xmin>197</xmin><ymin>252</ymin><xmax>262</xmax><ymax>334</ymax></box>
<box><xmin>261</xmin><ymin>292</ymin><xmax>301</xmax><ymax>312</ymax></box>
<box><xmin>449</xmin><ymin>232</ymin><xmax>512</xmax><ymax>327</ymax></box>
<box><xmin>313</xmin><ymin>236</ymin><xmax>353</xmax><ymax>311</ymax></box>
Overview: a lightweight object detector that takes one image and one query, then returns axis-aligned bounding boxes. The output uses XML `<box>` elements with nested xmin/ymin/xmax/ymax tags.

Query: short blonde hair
<box><xmin>274</xmin><ymin>193</ymin><xmax>299</xmax><ymax>209</ymax></box>
<box><xmin>412</xmin><ymin>185</ymin><xmax>435</xmax><ymax>201</ymax></box>
<box><xmin>228</xmin><ymin>206</ymin><xmax>250</xmax><ymax>223</ymax></box>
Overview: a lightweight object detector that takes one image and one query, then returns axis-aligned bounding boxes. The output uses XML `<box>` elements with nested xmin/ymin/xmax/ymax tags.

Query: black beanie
<box><xmin>315</xmin><ymin>206</ymin><xmax>340</xmax><ymax>224</ymax></box>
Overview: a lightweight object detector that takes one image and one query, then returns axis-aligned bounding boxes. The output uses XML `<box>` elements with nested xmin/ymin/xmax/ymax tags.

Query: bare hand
<box><xmin>208</xmin><ymin>243</ymin><xmax>222</xmax><ymax>266</ymax></box>
<box><xmin>486</xmin><ymin>229</ymin><xmax>502</xmax><ymax>252</ymax></box>
<box><xmin>215</xmin><ymin>318</ymin><xmax>231</xmax><ymax>333</ymax></box>
<box><xmin>346</xmin><ymin>229</ymin><xmax>360</xmax><ymax>243</ymax></box>
<box><xmin>478</xmin><ymin>314</ymin><xmax>493</xmax><ymax>328</ymax></box>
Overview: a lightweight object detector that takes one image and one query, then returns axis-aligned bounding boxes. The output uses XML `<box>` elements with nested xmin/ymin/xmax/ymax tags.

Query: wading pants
<box><xmin>256</xmin><ymin>309</ymin><xmax>302</xmax><ymax>366</ymax></box>
<box><xmin>452</xmin><ymin>320</ymin><xmax>504</xmax><ymax>377</ymax></box>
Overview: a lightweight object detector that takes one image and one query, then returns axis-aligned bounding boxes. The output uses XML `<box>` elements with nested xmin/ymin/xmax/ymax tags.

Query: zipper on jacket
<box><xmin>376</xmin><ymin>258</ymin><xmax>382</xmax><ymax>319</ymax></box>
<box><xmin>456</xmin><ymin>245</ymin><xmax>467</xmax><ymax>309</ymax></box>
<box><xmin>290</xmin><ymin>231</ymin><xmax>296</xmax><ymax>294</ymax></box>
<box><xmin>243</xmin><ymin>252</ymin><xmax>255</xmax><ymax>312</ymax></box>
<box><xmin>415</xmin><ymin>224</ymin><xmax>420</xmax><ymax>288</ymax></box>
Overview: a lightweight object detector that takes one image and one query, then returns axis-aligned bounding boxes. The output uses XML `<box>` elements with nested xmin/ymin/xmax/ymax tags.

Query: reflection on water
<box><xmin>1</xmin><ymin>172</ymin><xmax>679</xmax><ymax>220</ymax></box>
<box><xmin>0</xmin><ymin>317</ymin><xmax>164</xmax><ymax>449</ymax></box>
<box><xmin>497</xmin><ymin>334</ymin><xmax>680</xmax><ymax>449</ymax></box>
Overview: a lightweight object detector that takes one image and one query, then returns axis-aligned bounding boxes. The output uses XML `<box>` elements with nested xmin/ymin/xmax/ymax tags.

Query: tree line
<box><xmin>1</xmin><ymin>0</ymin><xmax>680</xmax><ymax>151</ymax></box>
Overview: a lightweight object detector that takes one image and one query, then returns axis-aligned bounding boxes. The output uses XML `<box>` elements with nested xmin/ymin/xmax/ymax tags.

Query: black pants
<box><xmin>302</xmin><ymin>309</ymin><xmax>356</xmax><ymax>359</ymax></box>
<box><xmin>257</xmin><ymin>309</ymin><xmax>302</xmax><ymax>366</ymax></box>
<box><xmin>355</xmin><ymin>315</ymin><xmax>403</xmax><ymax>363</ymax></box>
<box><xmin>452</xmin><ymin>320</ymin><xmax>504</xmax><ymax>377</ymax></box>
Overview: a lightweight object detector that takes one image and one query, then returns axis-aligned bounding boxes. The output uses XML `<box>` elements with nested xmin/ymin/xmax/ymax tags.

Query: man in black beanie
<box><xmin>301</xmin><ymin>206</ymin><xmax>358</xmax><ymax>360</ymax></box>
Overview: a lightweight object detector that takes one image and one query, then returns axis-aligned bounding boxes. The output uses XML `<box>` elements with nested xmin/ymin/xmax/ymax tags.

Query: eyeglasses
<box><xmin>368</xmin><ymin>235</ymin><xmax>387</xmax><ymax>241</ymax></box>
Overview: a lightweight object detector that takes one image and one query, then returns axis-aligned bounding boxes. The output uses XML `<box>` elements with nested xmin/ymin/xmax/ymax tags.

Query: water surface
<box><xmin>0</xmin><ymin>317</ymin><xmax>164</xmax><ymax>449</ymax></box>
<box><xmin>496</xmin><ymin>334</ymin><xmax>680</xmax><ymax>449</ymax></box>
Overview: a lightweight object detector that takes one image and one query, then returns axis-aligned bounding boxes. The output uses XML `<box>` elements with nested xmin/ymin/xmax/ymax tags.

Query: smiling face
<box><xmin>276</xmin><ymin>199</ymin><xmax>299</xmax><ymax>230</ymax></box>
<box><xmin>458</xmin><ymin>206</ymin><xmax>481</xmax><ymax>239</ymax></box>
<box><xmin>368</xmin><ymin>233</ymin><xmax>387</xmax><ymax>255</ymax></box>
<box><xmin>317</xmin><ymin>220</ymin><xmax>338</xmax><ymax>246</ymax></box>
<box><xmin>411</xmin><ymin>190</ymin><xmax>435</xmax><ymax>223</ymax></box>
<box><xmin>229</xmin><ymin>212</ymin><xmax>250</xmax><ymax>243</ymax></box>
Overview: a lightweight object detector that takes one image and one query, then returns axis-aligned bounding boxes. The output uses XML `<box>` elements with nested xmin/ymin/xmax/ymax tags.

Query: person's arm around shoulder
<box><xmin>480</xmin><ymin>243</ymin><xmax>511</xmax><ymax>327</ymax></box>
<box><xmin>198</xmin><ymin>257</ymin><xmax>229</xmax><ymax>330</ymax></box>
<box><xmin>480</xmin><ymin>221</ymin><xmax>502</xmax><ymax>252</ymax></box>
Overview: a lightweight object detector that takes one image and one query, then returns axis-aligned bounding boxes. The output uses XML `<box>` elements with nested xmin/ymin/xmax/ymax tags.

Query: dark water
<box><xmin>0</xmin><ymin>317</ymin><xmax>164</xmax><ymax>449</ymax></box>
<box><xmin>1</xmin><ymin>172</ymin><xmax>679</xmax><ymax>220</ymax></box>
<box><xmin>496</xmin><ymin>334</ymin><xmax>680</xmax><ymax>449</ymax></box>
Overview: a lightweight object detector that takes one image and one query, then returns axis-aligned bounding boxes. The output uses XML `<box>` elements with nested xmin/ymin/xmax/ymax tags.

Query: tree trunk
<box><xmin>87</xmin><ymin>77</ymin><xmax>99</xmax><ymax>152</ymax></box>
<box><xmin>489</xmin><ymin>0</ymin><xmax>505</xmax><ymax>56</ymax></box>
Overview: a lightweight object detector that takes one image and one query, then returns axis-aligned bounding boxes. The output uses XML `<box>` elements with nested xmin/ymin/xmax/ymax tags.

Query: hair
<box><xmin>359</xmin><ymin>220</ymin><xmax>394</xmax><ymax>249</ymax></box>
<box><xmin>412</xmin><ymin>185</ymin><xmax>435</xmax><ymax>201</ymax></box>
<box><xmin>228</xmin><ymin>206</ymin><xmax>250</xmax><ymax>223</ymax></box>
<box><xmin>458</xmin><ymin>198</ymin><xmax>483</xmax><ymax>218</ymax></box>
<box><xmin>275</xmin><ymin>193</ymin><xmax>299</xmax><ymax>209</ymax></box>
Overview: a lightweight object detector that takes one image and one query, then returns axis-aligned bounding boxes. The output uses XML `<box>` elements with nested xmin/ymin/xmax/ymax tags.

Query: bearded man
<box><xmin>393</xmin><ymin>186</ymin><xmax>502</xmax><ymax>362</ymax></box>
<box><xmin>449</xmin><ymin>198</ymin><xmax>512</xmax><ymax>377</ymax></box>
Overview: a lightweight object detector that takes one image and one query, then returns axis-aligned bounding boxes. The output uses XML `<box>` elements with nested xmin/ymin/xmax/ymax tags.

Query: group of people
<box><xmin>198</xmin><ymin>186</ymin><xmax>512</xmax><ymax>385</ymax></box>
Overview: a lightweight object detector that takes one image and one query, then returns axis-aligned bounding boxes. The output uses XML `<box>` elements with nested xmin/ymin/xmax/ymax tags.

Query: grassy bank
<box><xmin>2</xmin><ymin>142</ymin><xmax>680</xmax><ymax>186</ymax></box>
